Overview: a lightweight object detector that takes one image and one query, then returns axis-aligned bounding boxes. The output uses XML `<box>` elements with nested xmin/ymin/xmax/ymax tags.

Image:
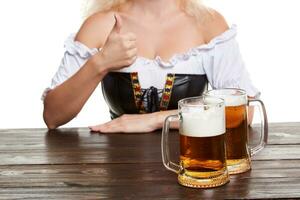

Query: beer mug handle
<box><xmin>248</xmin><ymin>99</ymin><xmax>268</xmax><ymax>156</ymax></box>
<box><xmin>161</xmin><ymin>114</ymin><xmax>180</xmax><ymax>174</ymax></box>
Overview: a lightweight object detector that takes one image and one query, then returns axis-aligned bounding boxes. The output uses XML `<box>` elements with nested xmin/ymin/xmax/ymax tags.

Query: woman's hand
<box><xmin>89</xmin><ymin>113</ymin><xmax>159</xmax><ymax>133</ymax></box>
<box><xmin>93</xmin><ymin>14</ymin><xmax>137</xmax><ymax>73</ymax></box>
<box><xmin>89</xmin><ymin>110</ymin><xmax>179</xmax><ymax>133</ymax></box>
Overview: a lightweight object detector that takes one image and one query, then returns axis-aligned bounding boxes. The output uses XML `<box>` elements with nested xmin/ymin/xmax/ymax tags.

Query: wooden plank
<box><xmin>0</xmin><ymin>160</ymin><xmax>300</xmax><ymax>199</ymax></box>
<box><xmin>0</xmin><ymin>181</ymin><xmax>300</xmax><ymax>200</ymax></box>
<box><xmin>0</xmin><ymin>127</ymin><xmax>300</xmax><ymax>165</ymax></box>
<box><xmin>250</xmin><ymin>122</ymin><xmax>300</xmax><ymax>145</ymax></box>
<box><xmin>0</xmin><ymin>142</ymin><xmax>299</xmax><ymax>165</ymax></box>
<box><xmin>0</xmin><ymin>123</ymin><xmax>300</xmax><ymax>199</ymax></box>
<box><xmin>0</xmin><ymin>160</ymin><xmax>299</xmax><ymax>186</ymax></box>
<box><xmin>1</xmin><ymin>122</ymin><xmax>300</xmax><ymax>146</ymax></box>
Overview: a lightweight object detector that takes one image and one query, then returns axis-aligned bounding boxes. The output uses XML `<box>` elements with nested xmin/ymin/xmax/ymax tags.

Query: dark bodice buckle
<box><xmin>142</xmin><ymin>86</ymin><xmax>160</xmax><ymax>113</ymax></box>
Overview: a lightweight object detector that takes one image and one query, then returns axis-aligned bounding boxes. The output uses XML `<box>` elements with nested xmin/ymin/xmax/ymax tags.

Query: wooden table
<box><xmin>0</xmin><ymin>123</ymin><xmax>300</xmax><ymax>199</ymax></box>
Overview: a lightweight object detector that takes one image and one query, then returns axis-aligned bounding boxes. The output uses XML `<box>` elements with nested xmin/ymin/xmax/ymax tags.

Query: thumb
<box><xmin>111</xmin><ymin>13</ymin><xmax>122</xmax><ymax>34</ymax></box>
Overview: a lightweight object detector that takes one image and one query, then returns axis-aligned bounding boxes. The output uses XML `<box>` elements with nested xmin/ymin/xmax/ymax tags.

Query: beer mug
<box><xmin>204</xmin><ymin>89</ymin><xmax>268</xmax><ymax>174</ymax></box>
<box><xmin>162</xmin><ymin>96</ymin><xmax>230</xmax><ymax>188</ymax></box>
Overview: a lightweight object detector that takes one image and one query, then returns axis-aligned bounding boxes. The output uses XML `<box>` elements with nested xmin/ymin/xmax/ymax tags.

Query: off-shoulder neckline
<box><xmin>67</xmin><ymin>24</ymin><xmax>237</xmax><ymax>66</ymax></box>
<box><xmin>136</xmin><ymin>25</ymin><xmax>237</xmax><ymax>67</ymax></box>
<box><xmin>138</xmin><ymin>24</ymin><xmax>237</xmax><ymax>63</ymax></box>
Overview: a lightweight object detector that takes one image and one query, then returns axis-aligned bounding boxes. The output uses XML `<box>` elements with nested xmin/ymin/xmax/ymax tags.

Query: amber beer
<box><xmin>179</xmin><ymin>113</ymin><xmax>227</xmax><ymax>177</ymax></box>
<box><xmin>162</xmin><ymin>96</ymin><xmax>230</xmax><ymax>188</ymax></box>
<box><xmin>224</xmin><ymin>97</ymin><xmax>251</xmax><ymax>174</ymax></box>
<box><xmin>204</xmin><ymin>89</ymin><xmax>269</xmax><ymax>175</ymax></box>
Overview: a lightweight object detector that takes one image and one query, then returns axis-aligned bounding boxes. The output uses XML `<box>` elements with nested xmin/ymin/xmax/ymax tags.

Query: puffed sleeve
<box><xmin>202</xmin><ymin>26</ymin><xmax>260</xmax><ymax>98</ymax></box>
<box><xmin>41</xmin><ymin>34</ymin><xmax>99</xmax><ymax>100</ymax></box>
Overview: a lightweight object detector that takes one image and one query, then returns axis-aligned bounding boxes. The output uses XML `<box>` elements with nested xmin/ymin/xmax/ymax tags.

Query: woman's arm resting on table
<box><xmin>89</xmin><ymin>103</ymin><xmax>254</xmax><ymax>133</ymax></box>
<box><xmin>89</xmin><ymin>110</ymin><xmax>179</xmax><ymax>133</ymax></box>
<box><xmin>248</xmin><ymin>96</ymin><xmax>256</xmax><ymax>126</ymax></box>
<box><xmin>248</xmin><ymin>106</ymin><xmax>254</xmax><ymax>126</ymax></box>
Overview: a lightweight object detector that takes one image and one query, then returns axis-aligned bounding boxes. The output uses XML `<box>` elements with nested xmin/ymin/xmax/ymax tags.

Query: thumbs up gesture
<box><xmin>98</xmin><ymin>14</ymin><xmax>138</xmax><ymax>71</ymax></box>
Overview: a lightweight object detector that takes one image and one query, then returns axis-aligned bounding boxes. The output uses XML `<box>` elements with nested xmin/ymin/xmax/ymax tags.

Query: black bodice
<box><xmin>101</xmin><ymin>72</ymin><xmax>208</xmax><ymax>119</ymax></box>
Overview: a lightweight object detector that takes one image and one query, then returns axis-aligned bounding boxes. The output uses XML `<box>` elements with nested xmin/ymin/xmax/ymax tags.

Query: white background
<box><xmin>0</xmin><ymin>0</ymin><xmax>299</xmax><ymax>129</ymax></box>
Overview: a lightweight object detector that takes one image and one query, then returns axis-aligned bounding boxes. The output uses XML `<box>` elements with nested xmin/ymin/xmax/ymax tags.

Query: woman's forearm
<box><xmin>43</xmin><ymin>55</ymin><xmax>108</xmax><ymax>129</ymax></box>
<box><xmin>154</xmin><ymin>110</ymin><xmax>179</xmax><ymax>130</ymax></box>
<box><xmin>248</xmin><ymin>106</ymin><xmax>254</xmax><ymax>126</ymax></box>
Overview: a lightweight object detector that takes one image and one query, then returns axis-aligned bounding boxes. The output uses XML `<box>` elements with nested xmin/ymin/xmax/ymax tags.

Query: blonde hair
<box><xmin>82</xmin><ymin>0</ymin><xmax>212</xmax><ymax>22</ymax></box>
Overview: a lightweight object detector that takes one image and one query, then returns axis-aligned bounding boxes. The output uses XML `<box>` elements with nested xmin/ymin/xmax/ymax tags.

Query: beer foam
<box><xmin>221</xmin><ymin>95</ymin><xmax>247</xmax><ymax>107</ymax></box>
<box><xmin>206</xmin><ymin>90</ymin><xmax>247</xmax><ymax>107</ymax></box>
<box><xmin>180</xmin><ymin>106</ymin><xmax>225</xmax><ymax>137</ymax></box>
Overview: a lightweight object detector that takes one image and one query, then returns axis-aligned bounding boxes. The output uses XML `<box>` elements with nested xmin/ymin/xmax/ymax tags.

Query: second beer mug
<box><xmin>162</xmin><ymin>96</ymin><xmax>229</xmax><ymax>188</ymax></box>
<box><xmin>205</xmin><ymin>89</ymin><xmax>268</xmax><ymax>174</ymax></box>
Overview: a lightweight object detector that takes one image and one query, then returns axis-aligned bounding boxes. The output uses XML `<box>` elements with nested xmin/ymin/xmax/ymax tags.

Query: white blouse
<box><xmin>42</xmin><ymin>25</ymin><xmax>260</xmax><ymax>100</ymax></box>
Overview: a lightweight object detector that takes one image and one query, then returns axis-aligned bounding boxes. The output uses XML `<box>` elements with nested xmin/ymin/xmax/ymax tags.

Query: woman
<box><xmin>42</xmin><ymin>0</ymin><xmax>259</xmax><ymax>133</ymax></box>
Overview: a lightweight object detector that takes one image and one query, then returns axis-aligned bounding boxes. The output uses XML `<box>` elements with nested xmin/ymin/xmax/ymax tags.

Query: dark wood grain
<box><xmin>0</xmin><ymin>123</ymin><xmax>300</xmax><ymax>199</ymax></box>
<box><xmin>1</xmin><ymin>161</ymin><xmax>300</xmax><ymax>199</ymax></box>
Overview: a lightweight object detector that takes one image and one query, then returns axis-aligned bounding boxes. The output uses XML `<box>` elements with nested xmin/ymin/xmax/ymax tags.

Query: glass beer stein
<box><xmin>205</xmin><ymin>89</ymin><xmax>268</xmax><ymax>174</ymax></box>
<box><xmin>162</xmin><ymin>96</ymin><xmax>230</xmax><ymax>188</ymax></box>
